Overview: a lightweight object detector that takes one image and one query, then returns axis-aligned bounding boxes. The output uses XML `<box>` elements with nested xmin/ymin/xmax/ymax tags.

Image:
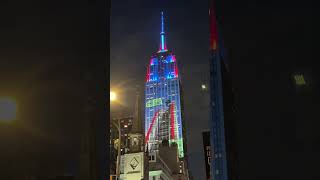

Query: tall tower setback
<box><xmin>145</xmin><ymin>11</ymin><xmax>185</xmax><ymax>159</ymax></box>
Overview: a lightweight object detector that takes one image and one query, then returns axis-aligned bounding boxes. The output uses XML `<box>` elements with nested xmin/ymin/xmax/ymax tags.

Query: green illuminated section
<box><xmin>146</xmin><ymin>98</ymin><xmax>162</xmax><ymax>107</ymax></box>
<box><xmin>177</xmin><ymin>139</ymin><xmax>184</xmax><ymax>158</ymax></box>
<box><xmin>294</xmin><ymin>74</ymin><xmax>306</xmax><ymax>85</ymax></box>
<box><xmin>170</xmin><ymin>138</ymin><xmax>184</xmax><ymax>158</ymax></box>
<box><xmin>149</xmin><ymin>170</ymin><xmax>162</xmax><ymax>176</ymax></box>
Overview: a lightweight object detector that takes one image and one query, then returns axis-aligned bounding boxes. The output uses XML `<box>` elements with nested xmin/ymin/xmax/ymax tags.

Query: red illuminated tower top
<box><xmin>210</xmin><ymin>2</ymin><xmax>218</xmax><ymax>51</ymax></box>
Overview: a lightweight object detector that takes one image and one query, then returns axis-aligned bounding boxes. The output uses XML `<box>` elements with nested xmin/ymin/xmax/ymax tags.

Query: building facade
<box><xmin>110</xmin><ymin>116</ymin><xmax>134</xmax><ymax>175</ymax></box>
<box><xmin>119</xmin><ymin>116</ymin><xmax>134</xmax><ymax>149</ymax></box>
<box><xmin>119</xmin><ymin>92</ymin><xmax>149</xmax><ymax>180</ymax></box>
<box><xmin>209</xmin><ymin>1</ymin><xmax>239</xmax><ymax>180</ymax></box>
<box><xmin>145</xmin><ymin>11</ymin><xmax>185</xmax><ymax>160</ymax></box>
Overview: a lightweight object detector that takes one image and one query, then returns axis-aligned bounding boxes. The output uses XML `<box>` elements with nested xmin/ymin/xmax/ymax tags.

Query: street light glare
<box><xmin>0</xmin><ymin>97</ymin><xmax>17</xmax><ymax>121</ymax></box>
<box><xmin>201</xmin><ymin>84</ymin><xmax>207</xmax><ymax>90</ymax></box>
<box><xmin>110</xmin><ymin>91</ymin><xmax>117</xmax><ymax>102</ymax></box>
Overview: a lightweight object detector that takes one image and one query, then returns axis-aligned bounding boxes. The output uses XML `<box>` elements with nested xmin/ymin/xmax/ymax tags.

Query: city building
<box><xmin>144</xmin><ymin>12</ymin><xmax>189</xmax><ymax>178</ymax></box>
<box><xmin>208</xmin><ymin>1</ymin><xmax>239</xmax><ymax>180</ymax></box>
<box><xmin>110</xmin><ymin>116</ymin><xmax>133</xmax><ymax>175</ymax></box>
<box><xmin>148</xmin><ymin>140</ymin><xmax>190</xmax><ymax>180</ymax></box>
<box><xmin>119</xmin><ymin>92</ymin><xmax>149</xmax><ymax>180</ymax></box>
<box><xmin>148</xmin><ymin>141</ymin><xmax>178</xmax><ymax>180</ymax></box>
<box><xmin>119</xmin><ymin>117</ymin><xmax>134</xmax><ymax>148</ymax></box>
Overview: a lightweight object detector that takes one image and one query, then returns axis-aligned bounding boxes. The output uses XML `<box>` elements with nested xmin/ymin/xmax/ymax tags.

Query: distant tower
<box><xmin>120</xmin><ymin>91</ymin><xmax>149</xmax><ymax>180</ymax></box>
<box><xmin>128</xmin><ymin>91</ymin><xmax>144</xmax><ymax>153</ymax></box>
<box><xmin>209</xmin><ymin>1</ymin><xmax>239</xmax><ymax>180</ymax></box>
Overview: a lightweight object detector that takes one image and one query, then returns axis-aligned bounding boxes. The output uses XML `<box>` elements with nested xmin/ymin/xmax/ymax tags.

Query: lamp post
<box><xmin>112</xmin><ymin>119</ymin><xmax>121</xmax><ymax>179</ymax></box>
<box><xmin>110</xmin><ymin>91</ymin><xmax>121</xmax><ymax>179</ymax></box>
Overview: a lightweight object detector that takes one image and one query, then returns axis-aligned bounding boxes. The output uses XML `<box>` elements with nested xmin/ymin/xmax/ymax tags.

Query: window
<box><xmin>216</xmin><ymin>169</ymin><xmax>219</xmax><ymax>175</ymax></box>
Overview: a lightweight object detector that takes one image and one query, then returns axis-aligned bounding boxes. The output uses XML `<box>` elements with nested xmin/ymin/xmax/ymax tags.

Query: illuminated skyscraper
<box><xmin>145</xmin><ymin>11</ymin><xmax>186</xmax><ymax>160</ymax></box>
<box><xmin>209</xmin><ymin>1</ymin><xmax>239</xmax><ymax>180</ymax></box>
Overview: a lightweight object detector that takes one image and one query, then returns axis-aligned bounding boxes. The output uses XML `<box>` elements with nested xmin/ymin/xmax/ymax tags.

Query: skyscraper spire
<box><xmin>159</xmin><ymin>11</ymin><xmax>167</xmax><ymax>52</ymax></box>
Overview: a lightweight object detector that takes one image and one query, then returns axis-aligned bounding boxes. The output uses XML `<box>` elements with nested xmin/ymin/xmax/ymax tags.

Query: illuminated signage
<box><xmin>124</xmin><ymin>152</ymin><xmax>145</xmax><ymax>179</ymax></box>
<box><xmin>202</xmin><ymin>131</ymin><xmax>211</xmax><ymax>180</ymax></box>
<box><xmin>146</xmin><ymin>98</ymin><xmax>162</xmax><ymax>107</ymax></box>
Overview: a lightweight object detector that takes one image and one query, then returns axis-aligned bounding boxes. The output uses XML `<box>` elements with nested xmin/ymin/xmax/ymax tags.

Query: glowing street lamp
<box><xmin>110</xmin><ymin>91</ymin><xmax>117</xmax><ymax>102</ymax></box>
<box><xmin>0</xmin><ymin>97</ymin><xmax>17</xmax><ymax>122</ymax></box>
<box><xmin>110</xmin><ymin>90</ymin><xmax>121</xmax><ymax>178</ymax></box>
<box><xmin>201</xmin><ymin>84</ymin><xmax>207</xmax><ymax>90</ymax></box>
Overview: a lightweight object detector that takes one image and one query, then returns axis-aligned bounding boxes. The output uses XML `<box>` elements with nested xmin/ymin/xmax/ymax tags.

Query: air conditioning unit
<box><xmin>110</xmin><ymin>175</ymin><xmax>117</xmax><ymax>180</ymax></box>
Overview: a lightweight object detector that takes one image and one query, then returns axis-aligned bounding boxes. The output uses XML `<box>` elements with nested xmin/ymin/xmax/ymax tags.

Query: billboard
<box><xmin>124</xmin><ymin>152</ymin><xmax>144</xmax><ymax>179</ymax></box>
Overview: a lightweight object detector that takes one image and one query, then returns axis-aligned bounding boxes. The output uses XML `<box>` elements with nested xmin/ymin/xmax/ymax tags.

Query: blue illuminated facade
<box><xmin>209</xmin><ymin>1</ymin><xmax>239</xmax><ymax>180</ymax></box>
<box><xmin>145</xmin><ymin>12</ymin><xmax>185</xmax><ymax>158</ymax></box>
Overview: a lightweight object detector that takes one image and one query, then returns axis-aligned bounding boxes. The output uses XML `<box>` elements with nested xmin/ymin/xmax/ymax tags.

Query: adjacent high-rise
<box><xmin>144</xmin><ymin>12</ymin><xmax>186</xmax><ymax>159</ymax></box>
<box><xmin>209</xmin><ymin>1</ymin><xmax>239</xmax><ymax>180</ymax></box>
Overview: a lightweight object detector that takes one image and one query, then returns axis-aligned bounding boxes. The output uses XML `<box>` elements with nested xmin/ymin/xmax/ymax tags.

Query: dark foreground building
<box><xmin>208</xmin><ymin>0</ymin><xmax>239</xmax><ymax>180</ymax></box>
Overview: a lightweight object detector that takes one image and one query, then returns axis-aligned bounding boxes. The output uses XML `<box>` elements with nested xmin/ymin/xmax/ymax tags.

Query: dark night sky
<box><xmin>111</xmin><ymin>0</ymin><xmax>316</xmax><ymax>179</ymax></box>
